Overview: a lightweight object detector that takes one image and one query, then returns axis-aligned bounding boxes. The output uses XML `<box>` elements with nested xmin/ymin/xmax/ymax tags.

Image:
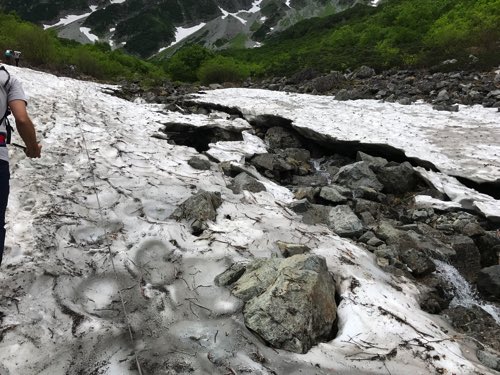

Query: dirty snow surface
<box><xmin>0</xmin><ymin>68</ymin><xmax>496</xmax><ymax>375</ymax></box>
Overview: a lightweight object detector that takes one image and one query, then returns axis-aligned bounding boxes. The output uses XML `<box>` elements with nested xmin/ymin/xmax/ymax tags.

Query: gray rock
<box><xmin>215</xmin><ymin>263</ymin><xmax>247</xmax><ymax>286</ymax></box>
<box><xmin>477</xmin><ymin>349</ymin><xmax>500</xmax><ymax>371</ymax></box>
<box><xmin>376</xmin><ymin>162</ymin><xmax>420</xmax><ymax>194</ymax></box>
<box><xmin>294</xmin><ymin>187</ymin><xmax>320</xmax><ymax>202</ymax></box>
<box><xmin>332</xmin><ymin>161</ymin><xmax>383</xmax><ymax>191</ymax></box>
<box><xmin>289</xmin><ymin>199</ymin><xmax>312</xmax><ymax>214</ymax></box>
<box><xmin>311</xmin><ymin>72</ymin><xmax>345</xmax><ymax>93</ymax></box>
<box><xmin>356</xmin><ymin>151</ymin><xmax>388</xmax><ymax>168</ymax></box>
<box><xmin>353</xmin><ymin>186</ymin><xmax>386</xmax><ymax>202</ymax></box>
<box><xmin>232</xmin><ymin>258</ymin><xmax>281</xmax><ymax>302</ymax></box>
<box><xmin>358</xmin><ymin>231</ymin><xmax>376</xmax><ymax>243</ymax></box>
<box><xmin>334</xmin><ymin>89</ymin><xmax>351</xmax><ymax>101</ymax></box>
<box><xmin>292</xmin><ymin>174</ymin><xmax>329</xmax><ymax>187</ymax></box>
<box><xmin>319</xmin><ymin>185</ymin><xmax>350</xmax><ymax>204</ymax></box>
<box><xmin>276</xmin><ymin>241</ymin><xmax>311</xmax><ymax>257</ymax></box>
<box><xmin>399</xmin><ymin>248</ymin><xmax>436</xmax><ymax>277</ymax></box>
<box><xmin>234</xmin><ymin>255</ymin><xmax>337</xmax><ymax>353</ymax></box>
<box><xmin>327</xmin><ymin>205</ymin><xmax>364</xmax><ymax>238</ymax></box>
<box><xmin>475</xmin><ymin>232</ymin><xmax>500</xmax><ymax>268</ymax></box>
<box><xmin>230</xmin><ymin>172</ymin><xmax>266</xmax><ymax>194</ymax></box>
<box><xmin>477</xmin><ymin>265</ymin><xmax>500</xmax><ymax>301</ymax></box>
<box><xmin>251</xmin><ymin>153</ymin><xmax>293</xmax><ymax>173</ymax></box>
<box><xmin>170</xmin><ymin>190</ymin><xmax>222</xmax><ymax>234</ymax></box>
<box><xmin>301</xmin><ymin>204</ymin><xmax>331</xmax><ymax>225</ymax></box>
<box><xmin>188</xmin><ymin>155</ymin><xmax>211</xmax><ymax>170</ymax></box>
<box><xmin>265</xmin><ymin>127</ymin><xmax>304</xmax><ymax>150</ymax></box>
<box><xmin>461</xmin><ymin>222</ymin><xmax>484</xmax><ymax>237</ymax></box>
<box><xmin>436</xmin><ymin>89</ymin><xmax>450</xmax><ymax>102</ymax></box>
<box><xmin>354</xmin><ymin>65</ymin><xmax>375</xmax><ymax>79</ymax></box>
<box><xmin>451</xmin><ymin>236</ymin><xmax>481</xmax><ymax>282</ymax></box>
<box><xmin>367</xmin><ymin>237</ymin><xmax>384</xmax><ymax>247</ymax></box>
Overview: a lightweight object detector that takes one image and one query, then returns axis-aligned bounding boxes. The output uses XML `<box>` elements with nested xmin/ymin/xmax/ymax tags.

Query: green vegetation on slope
<box><xmin>0</xmin><ymin>12</ymin><xmax>165</xmax><ymax>82</ymax></box>
<box><xmin>221</xmin><ymin>0</ymin><xmax>500</xmax><ymax>76</ymax></box>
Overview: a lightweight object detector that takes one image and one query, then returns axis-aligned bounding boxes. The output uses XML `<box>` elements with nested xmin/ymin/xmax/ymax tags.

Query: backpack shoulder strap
<box><xmin>0</xmin><ymin>66</ymin><xmax>13</xmax><ymax>143</ymax></box>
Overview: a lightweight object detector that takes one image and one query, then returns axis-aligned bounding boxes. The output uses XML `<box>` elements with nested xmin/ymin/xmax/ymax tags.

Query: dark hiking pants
<box><xmin>0</xmin><ymin>160</ymin><xmax>9</xmax><ymax>266</ymax></box>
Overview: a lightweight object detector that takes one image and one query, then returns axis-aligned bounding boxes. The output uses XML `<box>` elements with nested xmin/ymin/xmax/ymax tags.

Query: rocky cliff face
<box><xmin>0</xmin><ymin>0</ymin><xmax>365</xmax><ymax>57</ymax></box>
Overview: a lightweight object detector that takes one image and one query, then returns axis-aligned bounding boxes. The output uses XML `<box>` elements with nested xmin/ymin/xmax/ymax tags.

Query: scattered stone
<box><xmin>230</xmin><ymin>172</ymin><xmax>266</xmax><ymax>194</ymax></box>
<box><xmin>474</xmin><ymin>232</ymin><xmax>500</xmax><ymax>268</ymax></box>
<box><xmin>354</xmin><ymin>66</ymin><xmax>375</xmax><ymax>79</ymax></box>
<box><xmin>170</xmin><ymin>190</ymin><xmax>222</xmax><ymax>234</ymax></box>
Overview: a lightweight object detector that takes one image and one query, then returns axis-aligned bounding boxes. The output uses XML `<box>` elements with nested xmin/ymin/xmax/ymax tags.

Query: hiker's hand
<box><xmin>25</xmin><ymin>143</ymin><xmax>42</xmax><ymax>158</ymax></box>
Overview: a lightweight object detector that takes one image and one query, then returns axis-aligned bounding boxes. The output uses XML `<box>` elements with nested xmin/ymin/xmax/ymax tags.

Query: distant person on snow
<box><xmin>0</xmin><ymin>66</ymin><xmax>42</xmax><ymax>266</ymax></box>
<box><xmin>13</xmin><ymin>51</ymin><xmax>21</xmax><ymax>67</ymax></box>
<box><xmin>3</xmin><ymin>50</ymin><xmax>13</xmax><ymax>65</ymax></box>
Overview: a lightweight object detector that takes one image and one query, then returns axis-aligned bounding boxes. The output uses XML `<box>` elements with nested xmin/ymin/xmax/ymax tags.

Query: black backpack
<box><xmin>0</xmin><ymin>65</ymin><xmax>13</xmax><ymax>143</ymax></box>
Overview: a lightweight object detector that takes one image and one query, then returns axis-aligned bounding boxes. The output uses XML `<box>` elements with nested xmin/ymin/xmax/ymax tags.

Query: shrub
<box><xmin>197</xmin><ymin>56</ymin><xmax>250</xmax><ymax>84</ymax></box>
<box><xmin>165</xmin><ymin>45</ymin><xmax>214</xmax><ymax>82</ymax></box>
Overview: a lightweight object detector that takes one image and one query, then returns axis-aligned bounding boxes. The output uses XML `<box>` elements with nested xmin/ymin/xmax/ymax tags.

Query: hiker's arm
<box><xmin>9</xmin><ymin>100</ymin><xmax>42</xmax><ymax>158</ymax></box>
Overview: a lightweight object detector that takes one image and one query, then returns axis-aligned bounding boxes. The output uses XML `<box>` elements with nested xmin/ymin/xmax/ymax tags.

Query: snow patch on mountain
<box><xmin>43</xmin><ymin>5</ymin><xmax>98</xmax><ymax>30</ymax></box>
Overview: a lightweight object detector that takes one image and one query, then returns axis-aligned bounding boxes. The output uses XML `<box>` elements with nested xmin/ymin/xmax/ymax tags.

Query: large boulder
<box><xmin>170</xmin><ymin>190</ymin><xmax>222</xmax><ymax>234</ymax></box>
<box><xmin>232</xmin><ymin>255</ymin><xmax>337</xmax><ymax>353</ymax></box>
<box><xmin>332</xmin><ymin>161</ymin><xmax>383</xmax><ymax>191</ymax></box>
<box><xmin>310</xmin><ymin>72</ymin><xmax>345</xmax><ymax>93</ymax></box>
<box><xmin>477</xmin><ymin>265</ymin><xmax>500</xmax><ymax>301</ymax></box>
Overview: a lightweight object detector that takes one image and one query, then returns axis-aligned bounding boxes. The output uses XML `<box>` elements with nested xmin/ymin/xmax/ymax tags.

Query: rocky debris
<box><xmin>226</xmin><ymin>255</ymin><xmax>337</xmax><ymax>353</ymax></box>
<box><xmin>131</xmin><ymin>87</ymin><xmax>500</xmax><ymax>359</ymax></box>
<box><xmin>252</xmin><ymin>68</ymin><xmax>500</xmax><ymax>109</ymax></box>
<box><xmin>170</xmin><ymin>190</ymin><xmax>222</xmax><ymax>234</ymax></box>
<box><xmin>229</xmin><ymin>172</ymin><xmax>266</xmax><ymax>194</ymax></box>
<box><xmin>477</xmin><ymin>265</ymin><xmax>500</xmax><ymax>302</ymax></box>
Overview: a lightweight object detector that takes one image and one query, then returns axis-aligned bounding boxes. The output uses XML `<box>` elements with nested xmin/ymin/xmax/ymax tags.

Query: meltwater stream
<box><xmin>435</xmin><ymin>260</ymin><xmax>500</xmax><ymax>324</ymax></box>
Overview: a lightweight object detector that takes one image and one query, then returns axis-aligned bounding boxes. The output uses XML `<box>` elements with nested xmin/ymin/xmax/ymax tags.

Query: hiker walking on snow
<box><xmin>13</xmin><ymin>51</ymin><xmax>21</xmax><ymax>67</ymax></box>
<box><xmin>3</xmin><ymin>50</ymin><xmax>13</xmax><ymax>66</ymax></box>
<box><xmin>0</xmin><ymin>66</ymin><xmax>42</xmax><ymax>266</ymax></box>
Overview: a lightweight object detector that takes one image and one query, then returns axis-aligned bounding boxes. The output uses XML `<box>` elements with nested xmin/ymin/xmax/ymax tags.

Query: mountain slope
<box><xmin>0</xmin><ymin>0</ymin><xmax>366</xmax><ymax>57</ymax></box>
